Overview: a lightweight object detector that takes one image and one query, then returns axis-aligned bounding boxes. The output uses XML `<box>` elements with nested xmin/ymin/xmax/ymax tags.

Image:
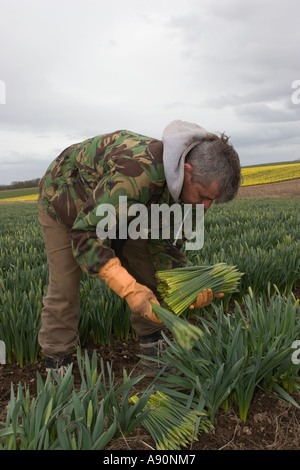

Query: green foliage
<box><xmin>0</xmin><ymin>204</ymin><xmax>131</xmax><ymax>365</ymax></box>
<box><xmin>0</xmin><ymin>199</ymin><xmax>300</xmax><ymax>447</ymax></box>
<box><xmin>0</xmin><ymin>348</ymin><xmax>152</xmax><ymax>450</ymax></box>
<box><xmin>158</xmin><ymin>290</ymin><xmax>300</xmax><ymax>423</ymax></box>
<box><xmin>0</xmin><ymin>199</ymin><xmax>299</xmax><ymax>367</ymax></box>
<box><xmin>78</xmin><ymin>275</ymin><xmax>131</xmax><ymax>345</ymax></box>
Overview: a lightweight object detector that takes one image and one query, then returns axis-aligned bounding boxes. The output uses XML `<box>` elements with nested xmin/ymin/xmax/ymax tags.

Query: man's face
<box><xmin>180</xmin><ymin>163</ymin><xmax>220</xmax><ymax>209</ymax></box>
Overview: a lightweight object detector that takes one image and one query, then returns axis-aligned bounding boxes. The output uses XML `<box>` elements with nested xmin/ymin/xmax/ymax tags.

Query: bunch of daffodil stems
<box><xmin>130</xmin><ymin>391</ymin><xmax>213</xmax><ymax>450</ymax></box>
<box><xmin>156</xmin><ymin>263</ymin><xmax>243</xmax><ymax>316</ymax></box>
<box><xmin>151</xmin><ymin>303</ymin><xmax>203</xmax><ymax>350</ymax></box>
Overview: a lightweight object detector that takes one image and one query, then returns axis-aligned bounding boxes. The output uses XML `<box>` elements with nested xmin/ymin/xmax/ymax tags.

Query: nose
<box><xmin>203</xmin><ymin>199</ymin><xmax>213</xmax><ymax>210</ymax></box>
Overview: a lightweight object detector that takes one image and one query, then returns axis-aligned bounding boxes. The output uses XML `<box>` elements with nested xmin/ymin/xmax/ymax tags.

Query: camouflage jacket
<box><xmin>39</xmin><ymin>130</ymin><xmax>188</xmax><ymax>276</ymax></box>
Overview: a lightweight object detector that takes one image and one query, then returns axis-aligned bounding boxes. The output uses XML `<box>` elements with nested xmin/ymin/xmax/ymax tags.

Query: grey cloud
<box><xmin>234</xmin><ymin>102</ymin><xmax>300</xmax><ymax>123</ymax></box>
<box><xmin>0</xmin><ymin>0</ymin><xmax>299</xmax><ymax>184</ymax></box>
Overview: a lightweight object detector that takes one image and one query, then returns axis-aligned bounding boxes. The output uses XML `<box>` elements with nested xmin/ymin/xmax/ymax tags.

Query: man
<box><xmin>38</xmin><ymin>120</ymin><xmax>241</xmax><ymax>376</ymax></box>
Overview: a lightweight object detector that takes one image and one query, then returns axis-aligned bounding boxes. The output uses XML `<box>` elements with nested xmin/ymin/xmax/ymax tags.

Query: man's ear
<box><xmin>184</xmin><ymin>162</ymin><xmax>193</xmax><ymax>177</ymax></box>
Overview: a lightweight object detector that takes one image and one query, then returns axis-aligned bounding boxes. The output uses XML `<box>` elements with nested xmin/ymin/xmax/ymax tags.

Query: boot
<box><xmin>139</xmin><ymin>332</ymin><xmax>175</xmax><ymax>377</ymax></box>
<box><xmin>45</xmin><ymin>354</ymin><xmax>72</xmax><ymax>379</ymax></box>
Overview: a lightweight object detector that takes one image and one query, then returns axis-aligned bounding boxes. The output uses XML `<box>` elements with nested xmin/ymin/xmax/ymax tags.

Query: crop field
<box><xmin>0</xmin><ymin>196</ymin><xmax>299</xmax><ymax>450</ymax></box>
<box><xmin>0</xmin><ymin>187</ymin><xmax>39</xmax><ymax>200</ymax></box>
<box><xmin>241</xmin><ymin>162</ymin><xmax>300</xmax><ymax>186</ymax></box>
<box><xmin>0</xmin><ymin>161</ymin><xmax>299</xmax><ymax>204</ymax></box>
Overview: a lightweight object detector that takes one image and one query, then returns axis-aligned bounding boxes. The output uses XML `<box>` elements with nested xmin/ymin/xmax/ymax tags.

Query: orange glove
<box><xmin>99</xmin><ymin>257</ymin><xmax>162</xmax><ymax>324</ymax></box>
<box><xmin>189</xmin><ymin>288</ymin><xmax>224</xmax><ymax>310</ymax></box>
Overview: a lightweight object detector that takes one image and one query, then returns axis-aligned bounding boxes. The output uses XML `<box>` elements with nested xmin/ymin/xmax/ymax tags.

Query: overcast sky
<box><xmin>0</xmin><ymin>0</ymin><xmax>299</xmax><ymax>185</ymax></box>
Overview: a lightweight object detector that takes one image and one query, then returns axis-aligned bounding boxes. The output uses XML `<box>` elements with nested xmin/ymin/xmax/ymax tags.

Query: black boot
<box><xmin>45</xmin><ymin>354</ymin><xmax>72</xmax><ymax>378</ymax></box>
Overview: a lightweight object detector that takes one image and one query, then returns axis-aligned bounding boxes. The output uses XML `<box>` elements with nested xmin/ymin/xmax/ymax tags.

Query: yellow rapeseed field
<box><xmin>241</xmin><ymin>162</ymin><xmax>300</xmax><ymax>186</ymax></box>
<box><xmin>1</xmin><ymin>194</ymin><xmax>38</xmax><ymax>202</ymax></box>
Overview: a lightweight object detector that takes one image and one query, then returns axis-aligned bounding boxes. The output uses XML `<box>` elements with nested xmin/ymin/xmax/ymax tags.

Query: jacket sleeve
<box><xmin>69</xmin><ymin>162</ymin><xmax>196</xmax><ymax>276</ymax></box>
<box><xmin>69</xmin><ymin>169</ymin><xmax>156</xmax><ymax>276</ymax></box>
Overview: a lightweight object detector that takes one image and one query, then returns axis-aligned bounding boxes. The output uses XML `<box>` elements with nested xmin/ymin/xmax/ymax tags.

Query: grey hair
<box><xmin>185</xmin><ymin>133</ymin><xmax>242</xmax><ymax>203</ymax></box>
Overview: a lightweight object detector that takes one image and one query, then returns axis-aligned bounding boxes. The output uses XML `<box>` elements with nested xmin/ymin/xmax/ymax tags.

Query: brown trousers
<box><xmin>38</xmin><ymin>200</ymin><xmax>162</xmax><ymax>358</ymax></box>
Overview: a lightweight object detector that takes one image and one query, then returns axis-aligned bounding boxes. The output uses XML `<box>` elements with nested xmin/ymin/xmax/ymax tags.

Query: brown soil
<box><xmin>1</xmin><ymin>335</ymin><xmax>300</xmax><ymax>451</ymax></box>
<box><xmin>237</xmin><ymin>179</ymin><xmax>300</xmax><ymax>199</ymax></box>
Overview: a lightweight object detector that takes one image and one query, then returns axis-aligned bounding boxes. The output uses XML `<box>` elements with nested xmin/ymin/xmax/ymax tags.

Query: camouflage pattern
<box><xmin>39</xmin><ymin>130</ymin><xmax>188</xmax><ymax>276</ymax></box>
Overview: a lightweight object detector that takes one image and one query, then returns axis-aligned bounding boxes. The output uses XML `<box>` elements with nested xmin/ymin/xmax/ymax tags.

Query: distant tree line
<box><xmin>0</xmin><ymin>178</ymin><xmax>40</xmax><ymax>191</ymax></box>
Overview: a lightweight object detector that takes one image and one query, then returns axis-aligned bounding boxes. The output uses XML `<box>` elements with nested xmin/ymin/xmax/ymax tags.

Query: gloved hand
<box><xmin>99</xmin><ymin>257</ymin><xmax>162</xmax><ymax>324</ymax></box>
<box><xmin>189</xmin><ymin>288</ymin><xmax>224</xmax><ymax>310</ymax></box>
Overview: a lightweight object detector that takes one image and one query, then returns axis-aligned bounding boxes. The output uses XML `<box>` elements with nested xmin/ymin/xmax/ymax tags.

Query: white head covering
<box><xmin>162</xmin><ymin>120</ymin><xmax>208</xmax><ymax>202</ymax></box>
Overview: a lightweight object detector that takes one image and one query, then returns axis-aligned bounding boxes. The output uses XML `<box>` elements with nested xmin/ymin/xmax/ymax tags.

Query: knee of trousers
<box><xmin>130</xmin><ymin>311</ymin><xmax>163</xmax><ymax>337</ymax></box>
<box><xmin>42</xmin><ymin>293</ymin><xmax>80</xmax><ymax>318</ymax></box>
